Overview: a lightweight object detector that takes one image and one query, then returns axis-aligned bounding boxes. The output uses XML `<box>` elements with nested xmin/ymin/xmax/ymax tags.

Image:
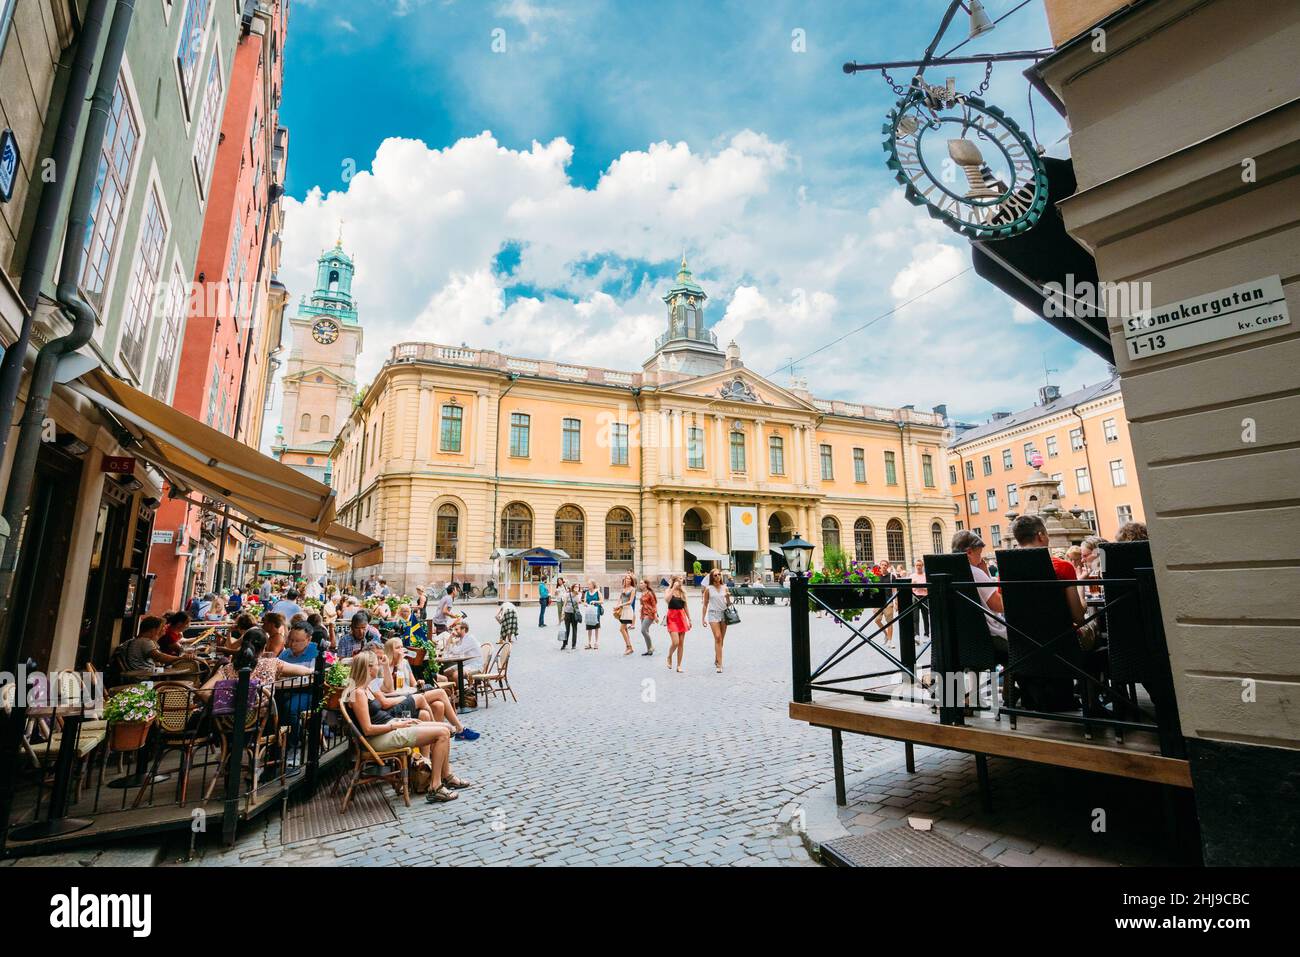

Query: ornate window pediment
<box><xmin>718</xmin><ymin>376</ymin><xmax>759</xmax><ymax>403</ymax></box>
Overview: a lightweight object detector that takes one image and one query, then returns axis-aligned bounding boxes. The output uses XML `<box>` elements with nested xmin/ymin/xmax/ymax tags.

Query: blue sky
<box><xmin>273</xmin><ymin>0</ymin><xmax>1110</xmax><ymax>422</ymax></box>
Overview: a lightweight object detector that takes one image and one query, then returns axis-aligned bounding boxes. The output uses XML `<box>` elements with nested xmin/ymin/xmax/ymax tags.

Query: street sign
<box><xmin>1125</xmin><ymin>275</ymin><xmax>1290</xmax><ymax>360</ymax></box>
<box><xmin>0</xmin><ymin>129</ymin><xmax>19</xmax><ymax>203</ymax></box>
<box><xmin>151</xmin><ymin>530</ymin><xmax>174</xmax><ymax>545</ymax></box>
<box><xmin>102</xmin><ymin>455</ymin><xmax>136</xmax><ymax>474</ymax></box>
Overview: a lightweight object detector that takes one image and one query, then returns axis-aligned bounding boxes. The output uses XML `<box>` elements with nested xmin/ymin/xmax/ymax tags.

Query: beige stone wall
<box><xmin>1041</xmin><ymin>0</ymin><xmax>1300</xmax><ymax>749</ymax></box>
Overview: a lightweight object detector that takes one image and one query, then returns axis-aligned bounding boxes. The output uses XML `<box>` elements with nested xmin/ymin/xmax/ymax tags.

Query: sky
<box><xmin>266</xmin><ymin>0</ymin><xmax>1112</xmax><ymax>440</ymax></box>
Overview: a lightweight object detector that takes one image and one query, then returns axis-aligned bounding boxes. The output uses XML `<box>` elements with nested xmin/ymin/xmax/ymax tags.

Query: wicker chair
<box><xmin>337</xmin><ymin>693</ymin><xmax>410</xmax><ymax>813</ymax></box>
<box><xmin>202</xmin><ymin>686</ymin><xmax>287</xmax><ymax>805</ymax></box>
<box><xmin>132</xmin><ymin>682</ymin><xmax>209</xmax><ymax>808</ymax></box>
<box><xmin>472</xmin><ymin>642</ymin><xmax>516</xmax><ymax>706</ymax></box>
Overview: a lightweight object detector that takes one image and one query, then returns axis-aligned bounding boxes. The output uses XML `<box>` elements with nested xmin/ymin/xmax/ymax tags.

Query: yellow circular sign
<box><xmin>741</xmin><ymin>512</ymin><xmax>753</xmax><ymax>525</ymax></box>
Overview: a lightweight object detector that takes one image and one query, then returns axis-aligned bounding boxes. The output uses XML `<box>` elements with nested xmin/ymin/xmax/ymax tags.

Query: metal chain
<box><xmin>880</xmin><ymin>67</ymin><xmax>910</xmax><ymax>97</ymax></box>
<box><xmin>970</xmin><ymin>60</ymin><xmax>993</xmax><ymax>99</ymax></box>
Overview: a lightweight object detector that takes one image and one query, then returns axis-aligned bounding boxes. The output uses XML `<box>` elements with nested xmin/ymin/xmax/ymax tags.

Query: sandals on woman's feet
<box><xmin>425</xmin><ymin>785</ymin><xmax>458</xmax><ymax>803</ymax></box>
<box><xmin>445</xmin><ymin>776</ymin><xmax>475</xmax><ymax>790</ymax></box>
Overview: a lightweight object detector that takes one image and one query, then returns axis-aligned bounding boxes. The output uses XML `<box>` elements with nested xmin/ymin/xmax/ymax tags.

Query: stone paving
<box><xmin>171</xmin><ymin>598</ymin><xmax>867</xmax><ymax>867</ymax></box>
<box><xmin>8</xmin><ymin>598</ymin><xmax>1181</xmax><ymax>867</ymax></box>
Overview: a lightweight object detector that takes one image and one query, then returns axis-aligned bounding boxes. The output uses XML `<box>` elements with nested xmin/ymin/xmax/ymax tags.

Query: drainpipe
<box><xmin>956</xmin><ymin>449</ymin><xmax>970</xmax><ymax>532</ymax></box>
<box><xmin>0</xmin><ymin>0</ymin><xmax>136</xmax><ymax>673</ymax></box>
<box><xmin>1071</xmin><ymin>403</ymin><xmax>1101</xmax><ymax>530</ymax></box>
<box><xmin>489</xmin><ymin>373</ymin><xmax>520</xmax><ymax>559</ymax></box>
<box><xmin>0</xmin><ymin>0</ymin><xmax>111</xmax><ymax>473</ymax></box>
<box><xmin>631</xmin><ymin>386</ymin><xmax>644</xmax><ymax>576</ymax></box>
<box><xmin>896</xmin><ymin>419</ymin><xmax>915</xmax><ymax>562</ymax></box>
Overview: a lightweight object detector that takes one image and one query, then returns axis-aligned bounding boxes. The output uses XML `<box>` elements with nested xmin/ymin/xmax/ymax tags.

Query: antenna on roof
<box><xmin>1042</xmin><ymin>353</ymin><xmax>1058</xmax><ymax>390</ymax></box>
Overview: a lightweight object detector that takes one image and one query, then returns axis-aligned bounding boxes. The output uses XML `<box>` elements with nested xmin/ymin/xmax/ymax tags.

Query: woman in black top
<box><xmin>664</xmin><ymin>576</ymin><xmax>692</xmax><ymax>673</ymax></box>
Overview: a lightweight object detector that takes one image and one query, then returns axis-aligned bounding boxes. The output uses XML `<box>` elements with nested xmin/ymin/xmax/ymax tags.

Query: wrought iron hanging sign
<box><xmin>882</xmin><ymin>74</ymin><xmax>1049</xmax><ymax>240</ymax></box>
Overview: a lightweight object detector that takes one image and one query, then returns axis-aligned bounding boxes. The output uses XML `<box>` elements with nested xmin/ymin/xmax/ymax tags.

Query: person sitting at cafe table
<box><xmin>338</xmin><ymin>610</ymin><xmax>381</xmax><ymax>658</ymax></box>
<box><xmin>200</xmin><ymin>627</ymin><xmax>315</xmax><ymax>700</ymax></box>
<box><xmin>1009</xmin><ymin>515</ymin><xmax>1104</xmax><ymax>652</ymax></box>
<box><xmin>439</xmin><ymin>619</ymin><xmax>486</xmax><ymax>687</ymax></box>
<box><xmin>157</xmin><ymin>611</ymin><xmax>191</xmax><ymax>656</ymax></box>
<box><xmin>343</xmin><ymin>650</ymin><xmax>471</xmax><ymax>803</ymax></box>
<box><xmin>376</xmin><ymin>637</ymin><xmax>481</xmax><ymax>741</ymax></box>
<box><xmin>114</xmin><ymin>616</ymin><xmax>196</xmax><ymax>678</ymax></box>
<box><xmin>261</xmin><ymin>612</ymin><xmax>289</xmax><ymax>657</ymax></box>
<box><xmin>951</xmin><ymin>530</ymin><xmax>1008</xmax><ymax>658</ymax></box>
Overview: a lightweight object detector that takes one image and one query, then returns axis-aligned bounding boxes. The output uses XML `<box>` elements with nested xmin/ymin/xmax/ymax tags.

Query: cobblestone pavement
<box><xmin>174</xmin><ymin>599</ymin><xmax>894</xmax><ymax>867</ymax></box>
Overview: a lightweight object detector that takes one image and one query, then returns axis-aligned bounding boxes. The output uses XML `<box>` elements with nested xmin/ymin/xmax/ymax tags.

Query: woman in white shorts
<box><xmin>700</xmin><ymin>568</ymin><xmax>732</xmax><ymax>673</ymax></box>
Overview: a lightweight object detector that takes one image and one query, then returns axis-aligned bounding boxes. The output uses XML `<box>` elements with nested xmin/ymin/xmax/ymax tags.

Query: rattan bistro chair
<box><xmin>202</xmin><ymin>686</ymin><xmax>287</xmax><ymax>805</ymax></box>
<box><xmin>472</xmin><ymin>642</ymin><xmax>516</xmax><ymax>706</ymax></box>
<box><xmin>337</xmin><ymin>694</ymin><xmax>410</xmax><ymax>813</ymax></box>
<box><xmin>133</xmin><ymin>682</ymin><xmax>209</xmax><ymax>808</ymax></box>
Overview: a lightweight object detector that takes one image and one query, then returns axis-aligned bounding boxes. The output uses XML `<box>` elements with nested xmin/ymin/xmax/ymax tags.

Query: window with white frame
<box><xmin>884</xmin><ymin>450</ymin><xmax>897</xmax><ymax>485</ymax></box>
<box><xmin>853</xmin><ymin>447</ymin><xmax>866</xmax><ymax>482</ymax></box>
<box><xmin>949</xmin><ymin>464</ymin><xmax>958</xmax><ymax>485</ymax></box>
<box><xmin>687</xmin><ymin>427</ymin><xmax>704</xmax><ymax>469</ymax></box>
<box><xmin>1024</xmin><ymin>442</ymin><xmax>1036</xmax><ymax>465</ymax></box>
<box><xmin>922</xmin><ymin>453</ymin><xmax>934</xmax><ymax>487</ymax></box>
<box><xmin>1103</xmin><ymin>418</ymin><xmax>1119</xmax><ymax>443</ymax></box>
<box><xmin>80</xmin><ymin>74</ymin><xmax>139</xmax><ymax>311</ymax></box>
<box><xmin>1002</xmin><ymin>449</ymin><xmax>1013</xmax><ymax>470</ymax></box>
<box><xmin>990</xmin><ymin>524</ymin><xmax>1002</xmax><ymax>547</ymax></box>
<box><xmin>1069</xmin><ymin>427</ymin><xmax>1084</xmax><ymax>451</ymax></box>
<box><xmin>192</xmin><ymin>48</ymin><xmax>224</xmax><ymax>198</ymax></box>
<box><xmin>968</xmin><ymin>492</ymin><xmax>979</xmax><ymax>515</ymax></box>
<box><xmin>175</xmin><ymin>0</ymin><xmax>212</xmax><ymax>113</ymax></box>
<box><xmin>1051</xmin><ymin>472</ymin><xmax>1064</xmax><ymax>496</ymax></box>
<box><xmin>561</xmin><ymin>417</ymin><xmax>580</xmax><ymax>461</ymax></box>
<box><xmin>1076</xmin><ymin>466</ymin><xmax>1091</xmax><ymax>494</ymax></box>
<box><xmin>1110</xmin><ymin>459</ymin><xmax>1127</xmax><ymax>486</ymax></box>
<box><xmin>769</xmin><ymin>435</ymin><xmax>784</xmax><ymax>475</ymax></box>
<box><xmin>986</xmin><ymin>488</ymin><xmax>997</xmax><ymax>512</ymax></box>
<box><xmin>964</xmin><ymin>460</ymin><xmax>974</xmax><ymax>481</ymax></box>
<box><xmin>1007</xmin><ymin>483</ymin><xmax>1018</xmax><ymax>507</ymax></box>
<box><xmin>981</xmin><ymin>454</ymin><xmax>992</xmax><ymax>475</ymax></box>
<box><xmin>120</xmin><ymin>185</ymin><xmax>168</xmax><ymax>377</ymax></box>
<box><xmin>612</xmin><ymin>423</ymin><xmax>630</xmax><ymax>466</ymax></box>
<box><xmin>728</xmin><ymin>430</ymin><xmax>745</xmax><ymax>472</ymax></box>
<box><xmin>1046</xmin><ymin>435</ymin><xmax>1059</xmax><ymax>457</ymax></box>
<box><xmin>1117</xmin><ymin>504</ymin><xmax>1133</xmax><ymax>525</ymax></box>
<box><xmin>150</xmin><ymin>264</ymin><xmax>187</xmax><ymax>400</ymax></box>
<box><xmin>820</xmin><ymin>444</ymin><xmax>833</xmax><ymax>480</ymax></box>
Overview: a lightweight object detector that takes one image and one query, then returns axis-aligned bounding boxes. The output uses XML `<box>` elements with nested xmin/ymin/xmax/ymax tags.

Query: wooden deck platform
<box><xmin>3</xmin><ymin>745</ymin><xmax>349</xmax><ymax>857</ymax></box>
<box><xmin>790</xmin><ymin>689</ymin><xmax>1192</xmax><ymax>789</ymax></box>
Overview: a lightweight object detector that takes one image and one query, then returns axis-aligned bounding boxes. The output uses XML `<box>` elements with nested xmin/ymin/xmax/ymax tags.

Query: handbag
<box><xmin>409</xmin><ymin>754</ymin><xmax>433</xmax><ymax>795</ymax></box>
<box><xmin>556</xmin><ymin>625</ymin><xmax>566</xmax><ymax>643</ymax></box>
<box><xmin>723</xmin><ymin>605</ymin><xmax>741</xmax><ymax>625</ymax></box>
<box><xmin>583</xmin><ymin>604</ymin><xmax>600</xmax><ymax>628</ymax></box>
<box><xmin>212</xmin><ymin>678</ymin><xmax>262</xmax><ymax>716</ymax></box>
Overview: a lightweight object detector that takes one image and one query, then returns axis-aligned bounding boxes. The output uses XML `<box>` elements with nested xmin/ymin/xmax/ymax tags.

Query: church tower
<box><xmin>644</xmin><ymin>254</ymin><xmax>725</xmax><ymax>378</ymax></box>
<box><xmin>274</xmin><ymin>236</ymin><xmax>364</xmax><ymax>483</ymax></box>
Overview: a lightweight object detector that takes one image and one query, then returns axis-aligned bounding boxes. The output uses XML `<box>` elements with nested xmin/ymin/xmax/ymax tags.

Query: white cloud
<box><xmin>269</xmin><ymin>129</ymin><xmax>1109</xmax><ymax>434</ymax></box>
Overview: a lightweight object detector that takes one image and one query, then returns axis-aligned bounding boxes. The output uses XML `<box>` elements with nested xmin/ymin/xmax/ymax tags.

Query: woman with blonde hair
<box><xmin>614</xmin><ymin>572</ymin><xmax>637</xmax><ymax>656</ymax></box>
<box><xmin>377</xmin><ymin>638</ymin><xmax>480</xmax><ymax>741</ymax></box>
<box><xmin>664</xmin><ymin>576</ymin><xmax>691</xmax><ymax>672</ymax></box>
<box><xmin>344</xmin><ymin>650</ymin><xmax>471</xmax><ymax>803</ymax></box>
<box><xmin>700</xmin><ymin>567</ymin><xmax>733</xmax><ymax>673</ymax></box>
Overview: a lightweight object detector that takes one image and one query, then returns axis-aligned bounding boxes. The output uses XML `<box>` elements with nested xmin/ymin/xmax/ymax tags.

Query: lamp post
<box><xmin>449</xmin><ymin>536</ymin><xmax>459</xmax><ymax>594</ymax></box>
<box><xmin>781</xmin><ymin>533</ymin><xmax>814</xmax><ymax>578</ymax></box>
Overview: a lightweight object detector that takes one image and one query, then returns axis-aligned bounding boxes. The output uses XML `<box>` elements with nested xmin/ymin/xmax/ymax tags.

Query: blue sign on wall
<box><xmin>0</xmin><ymin>129</ymin><xmax>19</xmax><ymax>203</ymax></box>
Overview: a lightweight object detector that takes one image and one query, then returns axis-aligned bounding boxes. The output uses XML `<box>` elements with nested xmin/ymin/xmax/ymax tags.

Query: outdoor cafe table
<box><xmin>438</xmin><ymin>654</ymin><xmax>476</xmax><ymax>712</ymax></box>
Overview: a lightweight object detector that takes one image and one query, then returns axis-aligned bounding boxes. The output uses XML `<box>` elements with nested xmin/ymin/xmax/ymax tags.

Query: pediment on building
<box><xmin>283</xmin><ymin>365</ymin><xmax>352</xmax><ymax>387</ymax></box>
<box><xmin>657</xmin><ymin>367</ymin><xmax>817</xmax><ymax>413</ymax></box>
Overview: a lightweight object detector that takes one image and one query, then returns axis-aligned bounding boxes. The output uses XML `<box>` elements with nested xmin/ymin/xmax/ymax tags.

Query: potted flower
<box><xmin>322</xmin><ymin>654</ymin><xmax>349</xmax><ymax>711</ymax></box>
<box><xmin>104</xmin><ymin>685</ymin><xmax>157</xmax><ymax>751</ymax></box>
<box><xmin>410</xmin><ymin>633</ymin><xmax>439</xmax><ymax>671</ymax></box>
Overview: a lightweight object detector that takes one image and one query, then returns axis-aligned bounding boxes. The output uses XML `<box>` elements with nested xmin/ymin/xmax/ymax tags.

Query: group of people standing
<box><xmin>539</xmin><ymin>569</ymin><xmax>738</xmax><ymax>673</ymax></box>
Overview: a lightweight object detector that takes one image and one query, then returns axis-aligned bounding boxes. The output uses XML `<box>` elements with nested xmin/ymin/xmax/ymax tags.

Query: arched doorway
<box><xmin>683</xmin><ymin>507</ymin><xmax>714</xmax><ymax>579</ymax></box>
<box><xmin>768</xmin><ymin>510</ymin><xmax>793</xmax><ymax>574</ymax></box>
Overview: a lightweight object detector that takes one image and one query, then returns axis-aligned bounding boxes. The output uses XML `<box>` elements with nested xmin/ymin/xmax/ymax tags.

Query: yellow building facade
<box><xmin>947</xmin><ymin>378</ymin><xmax>1145</xmax><ymax>545</ymax></box>
<box><xmin>330</xmin><ymin>261</ymin><xmax>954</xmax><ymax>597</ymax></box>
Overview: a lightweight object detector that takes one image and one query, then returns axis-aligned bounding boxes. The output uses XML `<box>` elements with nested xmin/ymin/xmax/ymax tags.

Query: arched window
<box><xmin>886</xmin><ymin>519</ymin><xmax>906</xmax><ymax>564</ymax></box>
<box><xmin>821</xmin><ymin>515</ymin><xmax>841</xmax><ymax>552</ymax></box>
<box><xmin>435</xmin><ymin>503</ymin><xmax>459</xmax><ymax>560</ymax></box>
<box><xmin>328</xmin><ymin>269</ymin><xmax>340</xmax><ymax>291</ymax></box>
<box><xmin>320</xmin><ymin>414</ymin><xmax>331</xmax><ymax>434</ymax></box>
<box><xmin>853</xmin><ymin>518</ymin><xmax>874</xmax><ymax>563</ymax></box>
<box><xmin>554</xmin><ymin>505</ymin><xmax>585</xmax><ymax>572</ymax></box>
<box><xmin>605</xmin><ymin>507</ymin><xmax>634</xmax><ymax>572</ymax></box>
<box><xmin>500</xmin><ymin>502</ymin><xmax>532</xmax><ymax>549</ymax></box>
<box><xmin>930</xmin><ymin>521</ymin><xmax>944</xmax><ymax>555</ymax></box>
<box><xmin>300</xmin><ymin>413</ymin><xmax>311</xmax><ymax>432</ymax></box>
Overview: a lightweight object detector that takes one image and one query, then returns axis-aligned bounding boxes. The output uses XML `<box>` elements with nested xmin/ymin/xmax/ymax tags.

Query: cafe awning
<box><xmin>683</xmin><ymin>540</ymin><xmax>727</xmax><ymax>562</ymax></box>
<box><xmin>68</xmin><ymin>369</ymin><xmax>353</xmax><ymax>542</ymax></box>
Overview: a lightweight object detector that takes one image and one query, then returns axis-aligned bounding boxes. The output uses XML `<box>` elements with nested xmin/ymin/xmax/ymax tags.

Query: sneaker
<box><xmin>454</xmin><ymin>728</ymin><xmax>480</xmax><ymax>741</ymax></box>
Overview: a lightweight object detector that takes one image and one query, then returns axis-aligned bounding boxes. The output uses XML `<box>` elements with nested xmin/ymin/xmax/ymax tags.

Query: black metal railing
<box><xmin>0</xmin><ymin>647</ymin><xmax>342</xmax><ymax>857</ymax></box>
<box><xmin>789</xmin><ymin>567</ymin><xmax>1185</xmax><ymax>759</ymax></box>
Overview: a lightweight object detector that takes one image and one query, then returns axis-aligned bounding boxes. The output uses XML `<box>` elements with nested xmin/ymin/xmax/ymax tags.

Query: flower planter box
<box><xmin>323</xmin><ymin>686</ymin><xmax>344</xmax><ymax>711</ymax></box>
<box><xmin>110</xmin><ymin>720</ymin><xmax>153</xmax><ymax>752</ymax></box>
